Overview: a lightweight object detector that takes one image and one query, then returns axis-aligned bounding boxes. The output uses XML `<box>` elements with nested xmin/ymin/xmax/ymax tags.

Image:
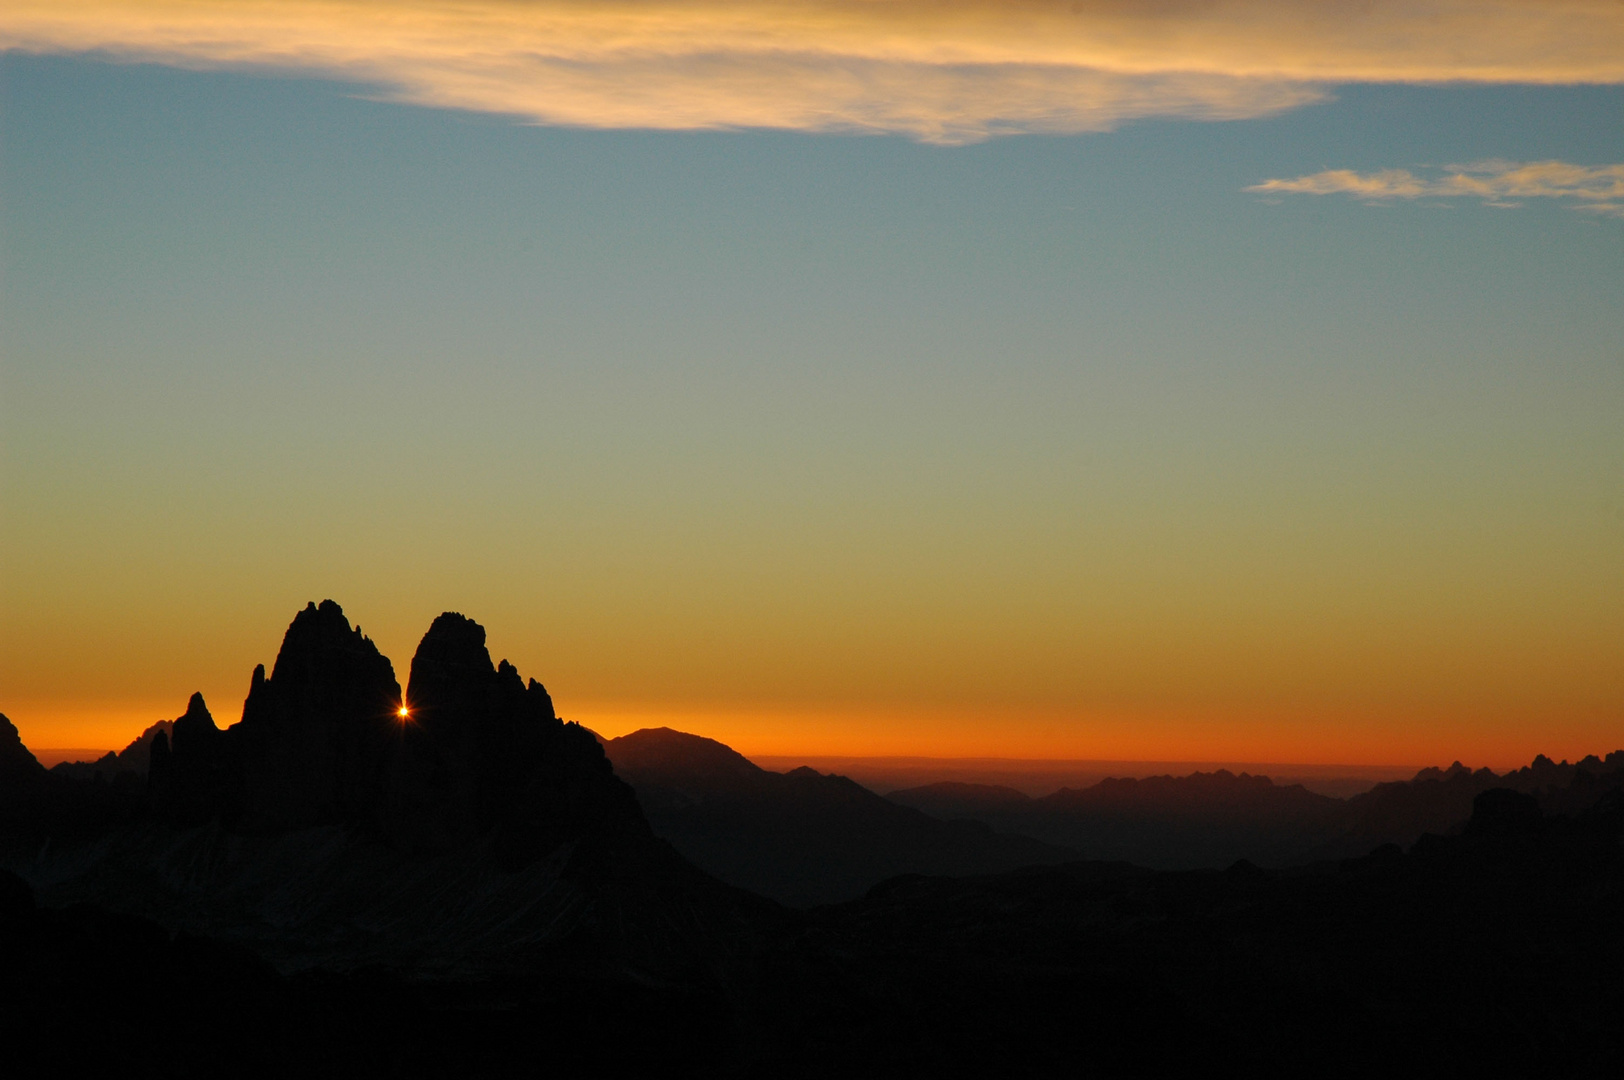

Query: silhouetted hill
<box><xmin>892</xmin><ymin>768</ymin><xmax>1343</xmax><ymax>869</ymax></box>
<box><xmin>606</xmin><ymin>727</ymin><xmax>763</xmax><ymax>795</ymax></box>
<box><xmin>6</xmin><ymin>601</ymin><xmax>771</xmax><ymax>982</ymax></box>
<box><xmin>0</xmin><ymin>713</ymin><xmax>46</xmax><ymax>789</ymax></box>
<box><xmin>604</xmin><ymin>728</ymin><xmax>1075</xmax><ymax>906</ymax></box>
<box><xmin>50</xmin><ymin>718</ymin><xmax>174</xmax><ymax>782</ymax></box>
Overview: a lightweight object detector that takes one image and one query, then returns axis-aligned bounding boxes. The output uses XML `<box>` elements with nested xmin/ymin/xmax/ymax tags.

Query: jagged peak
<box><xmin>406</xmin><ymin>612</ymin><xmax>499</xmax><ymax>711</ymax></box>
<box><xmin>173</xmin><ymin>693</ymin><xmax>218</xmax><ymax>746</ymax></box>
<box><xmin>414</xmin><ymin>613</ymin><xmax>493</xmax><ymax>668</ymax></box>
<box><xmin>267</xmin><ymin>599</ymin><xmax>391</xmax><ymax>686</ymax></box>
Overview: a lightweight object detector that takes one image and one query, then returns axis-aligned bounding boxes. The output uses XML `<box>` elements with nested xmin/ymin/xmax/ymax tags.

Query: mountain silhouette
<box><xmin>143</xmin><ymin>602</ymin><xmax>644</xmax><ymax>858</ymax></box>
<box><xmin>17</xmin><ymin>601</ymin><xmax>768</xmax><ymax>980</ymax></box>
<box><xmin>603</xmin><ymin>727</ymin><xmax>1075</xmax><ymax>906</ymax></box>
<box><xmin>8</xmin><ymin>762</ymin><xmax>1622</xmax><ymax>1075</ymax></box>
<box><xmin>889</xmin><ymin>752</ymin><xmax>1624</xmax><ymax>870</ymax></box>
<box><xmin>7</xmin><ymin>630</ymin><xmax>1624</xmax><ymax>1074</ymax></box>
<box><xmin>1316</xmin><ymin>750</ymin><xmax>1624</xmax><ymax>857</ymax></box>
<box><xmin>50</xmin><ymin>718</ymin><xmax>174</xmax><ymax>782</ymax></box>
<box><xmin>8</xmin><ymin>609</ymin><xmax>1624</xmax><ymax>1074</ymax></box>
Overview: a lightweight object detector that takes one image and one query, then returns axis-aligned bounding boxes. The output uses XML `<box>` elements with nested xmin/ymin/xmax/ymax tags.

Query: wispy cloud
<box><xmin>1248</xmin><ymin>161</ymin><xmax>1624</xmax><ymax>218</ymax></box>
<box><xmin>2</xmin><ymin>2</ymin><xmax>1623</xmax><ymax>142</ymax></box>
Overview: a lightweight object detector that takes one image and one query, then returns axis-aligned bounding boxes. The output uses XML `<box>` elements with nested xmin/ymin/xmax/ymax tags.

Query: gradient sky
<box><xmin>2</xmin><ymin>2</ymin><xmax>1621</xmax><ymax>765</ymax></box>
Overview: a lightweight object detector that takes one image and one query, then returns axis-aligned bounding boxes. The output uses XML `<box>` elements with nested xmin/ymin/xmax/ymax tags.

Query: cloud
<box><xmin>2</xmin><ymin>2</ymin><xmax>1623</xmax><ymax>142</ymax></box>
<box><xmin>1248</xmin><ymin>161</ymin><xmax>1624</xmax><ymax>218</ymax></box>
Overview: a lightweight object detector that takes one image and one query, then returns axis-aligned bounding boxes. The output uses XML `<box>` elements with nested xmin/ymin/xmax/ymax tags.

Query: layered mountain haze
<box><xmin>890</xmin><ymin>751</ymin><xmax>1624</xmax><ymax>868</ymax></box>
<box><xmin>5</xmin><ymin>604</ymin><xmax>1624</xmax><ymax>1072</ymax></box>
<box><xmin>603</xmin><ymin>727</ymin><xmax>1074</xmax><ymax>905</ymax></box>
<box><xmin>891</xmin><ymin>770</ymin><xmax>1343</xmax><ymax>868</ymax></box>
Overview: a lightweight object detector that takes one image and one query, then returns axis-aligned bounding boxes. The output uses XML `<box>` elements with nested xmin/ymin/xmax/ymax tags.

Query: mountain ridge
<box><xmin>603</xmin><ymin>726</ymin><xmax>1077</xmax><ymax>906</ymax></box>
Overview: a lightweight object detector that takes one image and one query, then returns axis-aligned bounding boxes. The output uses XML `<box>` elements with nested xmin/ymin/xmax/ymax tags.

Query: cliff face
<box><xmin>234</xmin><ymin>600</ymin><xmax>404</xmax><ymax>832</ymax></box>
<box><xmin>0</xmin><ymin>714</ymin><xmax>46</xmax><ymax>790</ymax></box>
<box><xmin>150</xmin><ymin>601</ymin><xmax>642</xmax><ymax>867</ymax></box>
<box><xmin>386</xmin><ymin>611</ymin><xmax>642</xmax><ymax>862</ymax></box>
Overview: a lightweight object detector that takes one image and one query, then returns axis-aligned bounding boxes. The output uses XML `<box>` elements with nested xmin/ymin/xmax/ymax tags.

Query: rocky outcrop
<box><xmin>148</xmin><ymin>602</ymin><xmax>642</xmax><ymax>869</ymax></box>
<box><xmin>231</xmin><ymin>600</ymin><xmax>404</xmax><ymax>832</ymax></box>
<box><xmin>385</xmin><ymin>611</ymin><xmax>642</xmax><ymax>861</ymax></box>
<box><xmin>148</xmin><ymin>693</ymin><xmax>227</xmax><ymax>826</ymax></box>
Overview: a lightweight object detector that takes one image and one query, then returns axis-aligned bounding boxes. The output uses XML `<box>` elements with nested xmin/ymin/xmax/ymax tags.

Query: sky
<box><xmin>1</xmin><ymin>1</ymin><xmax>1621</xmax><ymax>766</ymax></box>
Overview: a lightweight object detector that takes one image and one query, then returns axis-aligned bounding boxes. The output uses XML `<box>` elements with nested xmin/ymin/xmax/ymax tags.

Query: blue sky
<box><xmin>2</xmin><ymin>31</ymin><xmax>1621</xmax><ymax>762</ymax></box>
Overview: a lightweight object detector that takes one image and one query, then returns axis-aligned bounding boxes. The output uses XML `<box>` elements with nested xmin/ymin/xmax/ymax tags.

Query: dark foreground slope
<box><xmin>744</xmin><ymin>784</ymin><xmax>1624</xmax><ymax>1079</ymax></box>
<box><xmin>605</xmin><ymin>727</ymin><xmax>1075</xmax><ymax>906</ymax></box>
<box><xmin>4</xmin><ymin>602</ymin><xmax>772</xmax><ymax>983</ymax></box>
<box><xmin>5</xmin><ymin>782</ymin><xmax>1622</xmax><ymax>1077</ymax></box>
<box><xmin>0</xmin><ymin>866</ymin><xmax>734</xmax><ymax>1076</ymax></box>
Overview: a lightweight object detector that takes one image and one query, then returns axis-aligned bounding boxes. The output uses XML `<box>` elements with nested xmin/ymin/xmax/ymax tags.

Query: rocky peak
<box><xmin>172</xmin><ymin>692</ymin><xmax>219</xmax><ymax>750</ymax></box>
<box><xmin>233</xmin><ymin>600</ymin><xmax>402</xmax><ymax>832</ymax></box>
<box><xmin>404</xmin><ymin>612</ymin><xmax>493</xmax><ymax>711</ymax></box>
<box><xmin>147</xmin><ymin>602</ymin><xmax>641</xmax><ymax>867</ymax></box>
<box><xmin>254</xmin><ymin>601</ymin><xmax>401</xmax><ymax>720</ymax></box>
<box><xmin>384</xmin><ymin>611</ymin><xmax>636</xmax><ymax>858</ymax></box>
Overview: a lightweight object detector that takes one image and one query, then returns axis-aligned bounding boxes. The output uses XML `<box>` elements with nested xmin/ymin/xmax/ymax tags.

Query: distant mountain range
<box><xmin>599</xmin><ymin>727</ymin><xmax>1624</xmax><ymax>880</ymax></box>
<box><xmin>3</xmin><ymin>601</ymin><xmax>1624</xmax><ymax>1073</ymax></box>
<box><xmin>891</xmin><ymin>769</ymin><xmax>1340</xmax><ymax>869</ymax></box>
<box><xmin>48</xmin><ymin>720</ymin><xmax>173</xmax><ymax>783</ymax></box>
<box><xmin>602</xmin><ymin>727</ymin><xmax>1074</xmax><ymax>906</ymax></box>
<box><xmin>886</xmin><ymin>751</ymin><xmax>1624</xmax><ymax>869</ymax></box>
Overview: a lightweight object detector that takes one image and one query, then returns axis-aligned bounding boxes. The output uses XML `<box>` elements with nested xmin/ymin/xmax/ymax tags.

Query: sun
<box><xmin>397</xmin><ymin>705</ymin><xmax>410</xmax><ymax>719</ymax></box>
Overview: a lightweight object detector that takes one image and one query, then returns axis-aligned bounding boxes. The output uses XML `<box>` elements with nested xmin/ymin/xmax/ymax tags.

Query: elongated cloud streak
<box><xmin>3</xmin><ymin>2</ymin><xmax>1623</xmax><ymax>141</ymax></box>
<box><xmin>1249</xmin><ymin>161</ymin><xmax>1624</xmax><ymax>217</ymax></box>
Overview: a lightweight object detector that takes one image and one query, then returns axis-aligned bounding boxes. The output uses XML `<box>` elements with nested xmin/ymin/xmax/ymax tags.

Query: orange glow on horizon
<box><xmin>6</xmin><ymin>696</ymin><xmax>1619</xmax><ymax>775</ymax></box>
<box><xmin>564</xmin><ymin>702</ymin><xmax>1622</xmax><ymax>774</ymax></box>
